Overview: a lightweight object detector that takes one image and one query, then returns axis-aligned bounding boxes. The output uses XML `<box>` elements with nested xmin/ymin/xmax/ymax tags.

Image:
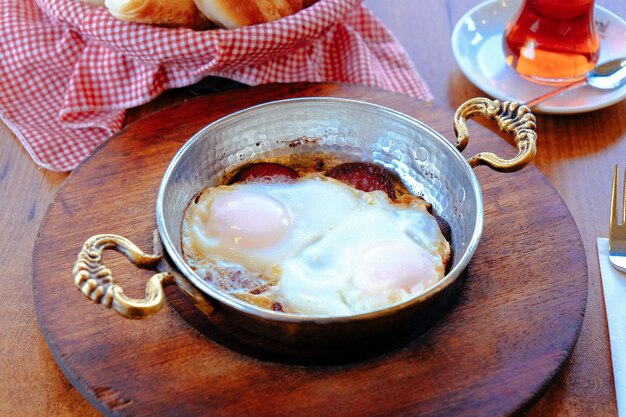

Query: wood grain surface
<box><xmin>1</xmin><ymin>1</ymin><xmax>624</xmax><ymax>416</ymax></box>
<box><xmin>32</xmin><ymin>84</ymin><xmax>587</xmax><ymax>417</ymax></box>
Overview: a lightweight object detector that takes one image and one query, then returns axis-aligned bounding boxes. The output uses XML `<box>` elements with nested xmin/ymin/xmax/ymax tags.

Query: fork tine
<box><xmin>623</xmin><ymin>167</ymin><xmax>626</xmax><ymax>225</ymax></box>
<box><xmin>611</xmin><ymin>164</ymin><xmax>619</xmax><ymax>227</ymax></box>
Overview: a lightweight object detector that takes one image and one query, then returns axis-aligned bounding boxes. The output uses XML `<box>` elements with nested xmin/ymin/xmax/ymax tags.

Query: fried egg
<box><xmin>182</xmin><ymin>173</ymin><xmax>450</xmax><ymax>316</ymax></box>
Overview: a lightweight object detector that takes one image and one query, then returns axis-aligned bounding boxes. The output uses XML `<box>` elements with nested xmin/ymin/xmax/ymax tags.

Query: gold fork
<box><xmin>609</xmin><ymin>164</ymin><xmax>626</xmax><ymax>272</ymax></box>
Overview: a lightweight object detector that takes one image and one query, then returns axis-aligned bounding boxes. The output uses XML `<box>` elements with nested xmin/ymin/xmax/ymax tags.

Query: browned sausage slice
<box><xmin>230</xmin><ymin>162</ymin><xmax>299</xmax><ymax>184</ymax></box>
<box><xmin>325</xmin><ymin>162</ymin><xmax>396</xmax><ymax>199</ymax></box>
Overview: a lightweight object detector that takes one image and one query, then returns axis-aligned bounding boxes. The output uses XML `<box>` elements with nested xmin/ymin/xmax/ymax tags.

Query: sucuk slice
<box><xmin>325</xmin><ymin>162</ymin><xmax>396</xmax><ymax>199</ymax></box>
<box><xmin>229</xmin><ymin>162</ymin><xmax>300</xmax><ymax>184</ymax></box>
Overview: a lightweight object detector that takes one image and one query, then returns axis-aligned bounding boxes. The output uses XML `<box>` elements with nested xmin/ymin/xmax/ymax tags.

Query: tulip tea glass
<box><xmin>504</xmin><ymin>0</ymin><xmax>600</xmax><ymax>84</ymax></box>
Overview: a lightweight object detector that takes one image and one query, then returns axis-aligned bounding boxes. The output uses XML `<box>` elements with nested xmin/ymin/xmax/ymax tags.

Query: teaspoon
<box><xmin>525</xmin><ymin>57</ymin><xmax>626</xmax><ymax>108</ymax></box>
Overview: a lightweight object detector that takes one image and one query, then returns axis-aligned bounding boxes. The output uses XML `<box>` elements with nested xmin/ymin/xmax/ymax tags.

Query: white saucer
<box><xmin>451</xmin><ymin>0</ymin><xmax>626</xmax><ymax>114</ymax></box>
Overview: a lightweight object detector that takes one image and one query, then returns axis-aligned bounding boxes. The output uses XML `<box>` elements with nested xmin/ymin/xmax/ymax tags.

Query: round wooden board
<box><xmin>33</xmin><ymin>83</ymin><xmax>587</xmax><ymax>417</ymax></box>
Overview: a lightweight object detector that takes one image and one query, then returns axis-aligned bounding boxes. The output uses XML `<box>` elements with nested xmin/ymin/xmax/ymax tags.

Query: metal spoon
<box><xmin>525</xmin><ymin>57</ymin><xmax>626</xmax><ymax>108</ymax></box>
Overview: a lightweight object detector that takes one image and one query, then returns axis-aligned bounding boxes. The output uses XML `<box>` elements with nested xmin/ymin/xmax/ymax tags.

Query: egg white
<box><xmin>182</xmin><ymin>173</ymin><xmax>450</xmax><ymax>315</ymax></box>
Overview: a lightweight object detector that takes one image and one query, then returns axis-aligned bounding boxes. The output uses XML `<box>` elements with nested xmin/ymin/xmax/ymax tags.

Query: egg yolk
<box><xmin>209</xmin><ymin>191</ymin><xmax>291</xmax><ymax>249</ymax></box>
<box><xmin>353</xmin><ymin>241</ymin><xmax>437</xmax><ymax>293</ymax></box>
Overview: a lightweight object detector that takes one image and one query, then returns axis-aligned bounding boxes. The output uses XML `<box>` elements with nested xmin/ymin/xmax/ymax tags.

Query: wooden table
<box><xmin>0</xmin><ymin>1</ymin><xmax>623</xmax><ymax>416</ymax></box>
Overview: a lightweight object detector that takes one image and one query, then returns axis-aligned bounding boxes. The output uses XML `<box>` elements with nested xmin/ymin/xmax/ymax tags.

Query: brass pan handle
<box><xmin>73</xmin><ymin>233</ymin><xmax>213</xmax><ymax>319</ymax></box>
<box><xmin>453</xmin><ymin>98</ymin><xmax>537</xmax><ymax>172</ymax></box>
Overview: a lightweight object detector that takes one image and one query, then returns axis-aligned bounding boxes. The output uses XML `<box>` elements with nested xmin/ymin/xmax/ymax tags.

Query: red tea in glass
<box><xmin>504</xmin><ymin>0</ymin><xmax>600</xmax><ymax>84</ymax></box>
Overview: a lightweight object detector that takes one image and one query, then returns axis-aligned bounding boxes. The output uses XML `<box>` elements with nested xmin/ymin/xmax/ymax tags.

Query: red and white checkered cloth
<box><xmin>0</xmin><ymin>0</ymin><xmax>431</xmax><ymax>171</ymax></box>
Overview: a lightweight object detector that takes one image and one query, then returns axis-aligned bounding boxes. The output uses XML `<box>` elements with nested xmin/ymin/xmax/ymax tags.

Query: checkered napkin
<box><xmin>0</xmin><ymin>0</ymin><xmax>431</xmax><ymax>172</ymax></box>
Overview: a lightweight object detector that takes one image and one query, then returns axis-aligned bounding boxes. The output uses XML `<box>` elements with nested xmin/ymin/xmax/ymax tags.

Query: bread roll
<box><xmin>104</xmin><ymin>0</ymin><xmax>210</xmax><ymax>29</ymax></box>
<box><xmin>193</xmin><ymin>0</ymin><xmax>305</xmax><ymax>29</ymax></box>
<box><xmin>78</xmin><ymin>0</ymin><xmax>105</xmax><ymax>6</ymax></box>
